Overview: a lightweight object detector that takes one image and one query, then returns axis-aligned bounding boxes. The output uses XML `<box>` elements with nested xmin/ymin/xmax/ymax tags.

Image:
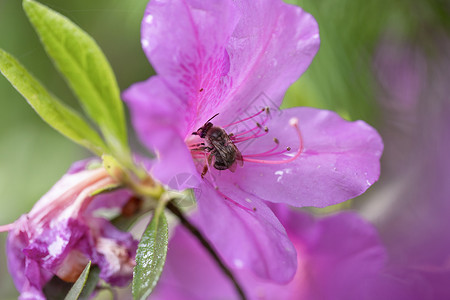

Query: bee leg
<box><xmin>190</xmin><ymin>146</ymin><xmax>212</xmax><ymax>152</ymax></box>
<box><xmin>201</xmin><ymin>165</ymin><xmax>208</xmax><ymax>178</ymax></box>
<box><xmin>190</xmin><ymin>142</ymin><xmax>205</xmax><ymax>147</ymax></box>
<box><xmin>207</xmin><ymin>153</ymin><xmax>214</xmax><ymax>166</ymax></box>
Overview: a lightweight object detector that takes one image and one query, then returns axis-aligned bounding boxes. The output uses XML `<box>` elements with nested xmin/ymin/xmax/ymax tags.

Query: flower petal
<box><xmin>218</xmin><ymin>0</ymin><xmax>320</xmax><ymax>122</ymax></box>
<box><xmin>123</xmin><ymin>77</ymin><xmax>201</xmax><ymax>188</ymax></box>
<box><xmin>140</xmin><ymin>0</ymin><xmax>239</xmax><ymax>128</ymax></box>
<box><xmin>136</xmin><ymin>0</ymin><xmax>319</xmax><ymax>131</ymax></box>
<box><xmin>154</xmin><ymin>206</ymin><xmax>412</xmax><ymax>300</ymax></box>
<box><xmin>5</xmin><ymin>162</ymin><xmax>139</xmax><ymax>298</ymax></box>
<box><xmin>195</xmin><ymin>183</ymin><xmax>297</xmax><ymax>283</ymax></box>
<box><xmin>88</xmin><ymin>218</ymin><xmax>137</xmax><ymax>286</ymax></box>
<box><xmin>6</xmin><ymin>216</ymin><xmax>52</xmax><ymax>300</ymax></box>
<box><xmin>152</xmin><ymin>225</ymin><xmax>236</xmax><ymax>300</ymax></box>
<box><xmin>218</xmin><ymin>107</ymin><xmax>383</xmax><ymax>207</ymax></box>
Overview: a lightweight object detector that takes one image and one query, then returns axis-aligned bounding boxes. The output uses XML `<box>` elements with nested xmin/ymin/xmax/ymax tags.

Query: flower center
<box><xmin>186</xmin><ymin>107</ymin><xmax>303</xmax><ymax>212</ymax></box>
<box><xmin>187</xmin><ymin>107</ymin><xmax>303</xmax><ymax>173</ymax></box>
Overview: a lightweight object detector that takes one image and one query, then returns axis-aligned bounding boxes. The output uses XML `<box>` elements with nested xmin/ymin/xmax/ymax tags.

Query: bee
<box><xmin>192</xmin><ymin>113</ymin><xmax>243</xmax><ymax>176</ymax></box>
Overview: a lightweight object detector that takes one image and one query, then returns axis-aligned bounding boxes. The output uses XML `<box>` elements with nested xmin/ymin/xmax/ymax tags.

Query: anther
<box><xmin>256</xmin><ymin>122</ymin><xmax>262</xmax><ymax>128</ymax></box>
<box><xmin>264</xmin><ymin>126</ymin><xmax>269</xmax><ymax>132</ymax></box>
<box><xmin>273</xmin><ymin>138</ymin><xmax>279</xmax><ymax>144</ymax></box>
<box><xmin>199</xmin><ymin>88</ymin><xmax>204</xmax><ymax>92</ymax></box>
<box><xmin>286</xmin><ymin>147</ymin><xmax>291</xmax><ymax>151</ymax></box>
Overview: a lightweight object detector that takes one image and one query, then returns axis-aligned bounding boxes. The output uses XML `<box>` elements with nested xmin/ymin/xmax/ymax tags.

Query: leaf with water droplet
<box><xmin>133</xmin><ymin>206</ymin><xmax>168</xmax><ymax>300</ymax></box>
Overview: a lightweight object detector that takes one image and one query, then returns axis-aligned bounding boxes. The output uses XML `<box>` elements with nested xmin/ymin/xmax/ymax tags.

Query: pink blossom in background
<box><xmin>1</xmin><ymin>160</ymin><xmax>138</xmax><ymax>300</ymax></box>
<box><xmin>362</xmin><ymin>34</ymin><xmax>450</xmax><ymax>299</ymax></box>
<box><xmin>151</xmin><ymin>205</ymin><xmax>421</xmax><ymax>300</ymax></box>
<box><xmin>123</xmin><ymin>0</ymin><xmax>383</xmax><ymax>282</ymax></box>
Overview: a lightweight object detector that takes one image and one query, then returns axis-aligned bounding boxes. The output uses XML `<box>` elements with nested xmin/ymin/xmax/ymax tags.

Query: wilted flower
<box><xmin>0</xmin><ymin>160</ymin><xmax>138</xmax><ymax>300</ymax></box>
<box><xmin>124</xmin><ymin>0</ymin><xmax>383</xmax><ymax>282</ymax></box>
<box><xmin>151</xmin><ymin>205</ymin><xmax>416</xmax><ymax>300</ymax></box>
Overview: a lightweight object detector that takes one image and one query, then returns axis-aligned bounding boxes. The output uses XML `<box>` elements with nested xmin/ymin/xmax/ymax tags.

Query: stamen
<box><xmin>231</xmin><ymin>125</ymin><xmax>261</xmax><ymax>138</ymax></box>
<box><xmin>229</xmin><ymin>111</ymin><xmax>271</xmax><ymax>139</ymax></box>
<box><xmin>0</xmin><ymin>223</ymin><xmax>14</xmax><ymax>232</ymax></box>
<box><xmin>199</xmin><ymin>157</ymin><xmax>253</xmax><ymax>212</ymax></box>
<box><xmin>242</xmin><ymin>118</ymin><xmax>303</xmax><ymax>165</ymax></box>
<box><xmin>233</xmin><ymin>129</ymin><xmax>269</xmax><ymax>143</ymax></box>
<box><xmin>223</xmin><ymin>107</ymin><xmax>266</xmax><ymax>128</ymax></box>
<box><xmin>244</xmin><ymin>138</ymin><xmax>280</xmax><ymax>157</ymax></box>
<box><xmin>215</xmin><ymin>188</ymin><xmax>253</xmax><ymax>212</ymax></box>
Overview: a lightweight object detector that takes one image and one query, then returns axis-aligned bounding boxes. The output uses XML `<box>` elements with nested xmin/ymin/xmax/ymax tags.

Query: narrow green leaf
<box><xmin>0</xmin><ymin>49</ymin><xmax>107</xmax><ymax>155</ymax></box>
<box><xmin>78</xmin><ymin>265</ymin><xmax>100</xmax><ymax>300</ymax></box>
<box><xmin>23</xmin><ymin>0</ymin><xmax>128</xmax><ymax>155</ymax></box>
<box><xmin>133</xmin><ymin>205</ymin><xmax>169</xmax><ymax>300</ymax></box>
<box><xmin>64</xmin><ymin>262</ymin><xmax>92</xmax><ymax>300</ymax></box>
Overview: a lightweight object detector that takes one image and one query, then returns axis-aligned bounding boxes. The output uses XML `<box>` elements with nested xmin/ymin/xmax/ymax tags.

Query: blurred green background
<box><xmin>0</xmin><ymin>0</ymin><xmax>448</xmax><ymax>298</ymax></box>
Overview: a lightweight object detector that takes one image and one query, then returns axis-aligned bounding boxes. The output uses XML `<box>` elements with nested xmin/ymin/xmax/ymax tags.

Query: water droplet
<box><xmin>145</xmin><ymin>15</ymin><xmax>154</xmax><ymax>24</ymax></box>
<box><xmin>234</xmin><ymin>259</ymin><xmax>244</xmax><ymax>268</ymax></box>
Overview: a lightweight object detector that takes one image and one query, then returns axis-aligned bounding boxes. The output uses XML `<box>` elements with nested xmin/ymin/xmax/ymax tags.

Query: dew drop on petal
<box><xmin>275</xmin><ymin>170</ymin><xmax>284</xmax><ymax>183</ymax></box>
<box><xmin>234</xmin><ymin>259</ymin><xmax>244</xmax><ymax>269</ymax></box>
<box><xmin>145</xmin><ymin>15</ymin><xmax>154</xmax><ymax>24</ymax></box>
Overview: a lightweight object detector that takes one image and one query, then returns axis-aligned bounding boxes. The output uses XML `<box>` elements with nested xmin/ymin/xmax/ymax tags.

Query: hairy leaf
<box><xmin>133</xmin><ymin>206</ymin><xmax>168</xmax><ymax>300</ymax></box>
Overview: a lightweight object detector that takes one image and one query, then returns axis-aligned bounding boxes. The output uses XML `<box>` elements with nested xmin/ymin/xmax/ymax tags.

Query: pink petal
<box><xmin>123</xmin><ymin>77</ymin><xmax>200</xmax><ymax>188</ymax></box>
<box><xmin>195</xmin><ymin>183</ymin><xmax>297</xmax><ymax>283</ymax></box>
<box><xmin>140</xmin><ymin>0</ymin><xmax>239</xmax><ymax>129</ymax></box>
<box><xmin>152</xmin><ymin>225</ymin><xmax>236</xmax><ymax>300</ymax></box>
<box><xmin>217</xmin><ymin>107</ymin><xmax>383</xmax><ymax>207</ymax></box>
<box><xmin>153</xmin><ymin>206</ymin><xmax>413</xmax><ymax>300</ymax></box>
<box><xmin>134</xmin><ymin>0</ymin><xmax>319</xmax><ymax>132</ymax></box>
<box><xmin>219</xmin><ymin>0</ymin><xmax>320</xmax><ymax>123</ymax></box>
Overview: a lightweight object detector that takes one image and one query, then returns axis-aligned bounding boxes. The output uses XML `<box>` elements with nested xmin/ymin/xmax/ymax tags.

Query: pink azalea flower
<box><xmin>0</xmin><ymin>160</ymin><xmax>138</xmax><ymax>300</ymax></box>
<box><xmin>363</xmin><ymin>35</ymin><xmax>450</xmax><ymax>299</ymax></box>
<box><xmin>123</xmin><ymin>0</ymin><xmax>383</xmax><ymax>282</ymax></box>
<box><xmin>151</xmin><ymin>206</ymin><xmax>419</xmax><ymax>300</ymax></box>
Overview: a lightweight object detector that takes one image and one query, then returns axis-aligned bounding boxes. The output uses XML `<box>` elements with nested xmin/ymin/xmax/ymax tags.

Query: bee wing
<box><xmin>228</xmin><ymin>143</ymin><xmax>244</xmax><ymax>173</ymax></box>
<box><xmin>210</xmin><ymin>139</ymin><xmax>230</xmax><ymax>162</ymax></box>
<box><xmin>234</xmin><ymin>144</ymin><xmax>244</xmax><ymax>167</ymax></box>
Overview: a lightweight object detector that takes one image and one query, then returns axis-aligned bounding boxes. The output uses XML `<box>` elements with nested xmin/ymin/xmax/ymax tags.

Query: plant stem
<box><xmin>166</xmin><ymin>201</ymin><xmax>248</xmax><ymax>300</ymax></box>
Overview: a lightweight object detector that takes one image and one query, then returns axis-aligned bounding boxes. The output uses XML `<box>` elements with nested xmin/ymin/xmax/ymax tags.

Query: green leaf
<box><xmin>133</xmin><ymin>205</ymin><xmax>169</xmax><ymax>300</ymax></box>
<box><xmin>64</xmin><ymin>261</ymin><xmax>100</xmax><ymax>300</ymax></box>
<box><xmin>23</xmin><ymin>0</ymin><xmax>128</xmax><ymax>156</ymax></box>
<box><xmin>78</xmin><ymin>265</ymin><xmax>100</xmax><ymax>300</ymax></box>
<box><xmin>0</xmin><ymin>49</ymin><xmax>107</xmax><ymax>155</ymax></box>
